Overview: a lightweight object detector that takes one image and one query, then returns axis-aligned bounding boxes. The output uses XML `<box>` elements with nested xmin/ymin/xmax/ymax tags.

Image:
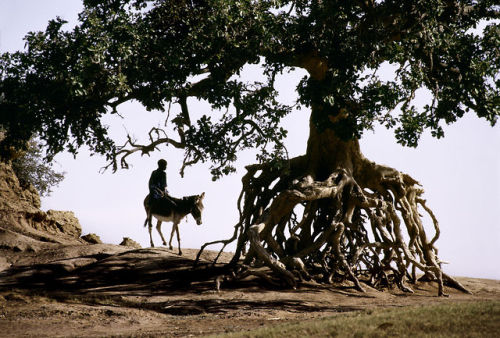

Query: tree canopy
<box><xmin>1</xmin><ymin>0</ymin><xmax>499</xmax><ymax>296</ymax></box>
<box><xmin>1</xmin><ymin>0</ymin><xmax>498</xmax><ymax>176</ymax></box>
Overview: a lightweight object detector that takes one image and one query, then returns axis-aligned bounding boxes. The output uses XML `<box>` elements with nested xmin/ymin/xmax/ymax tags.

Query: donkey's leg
<box><xmin>145</xmin><ymin>212</ymin><xmax>155</xmax><ymax>247</ymax></box>
<box><xmin>156</xmin><ymin>220</ymin><xmax>167</xmax><ymax>246</ymax></box>
<box><xmin>169</xmin><ymin>222</ymin><xmax>182</xmax><ymax>255</ymax></box>
<box><xmin>148</xmin><ymin>216</ymin><xmax>155</xmax><ymax>248</ymax></box>
<box><xmin>168</xmin><ymin>223</ymin><xmax>175</xmax><ymax>251</ymax></box>
<box><xmin>175</xmin><ymin>222</ymin><xmax>182</xmax><ymax>256</ymax></box>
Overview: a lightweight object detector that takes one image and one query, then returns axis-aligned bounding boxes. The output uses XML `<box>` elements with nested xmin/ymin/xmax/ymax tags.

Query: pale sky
<box><xmin>1</xmin><ymin>0</ymin><xmax>499</xmax><ymax>279</ymax></box>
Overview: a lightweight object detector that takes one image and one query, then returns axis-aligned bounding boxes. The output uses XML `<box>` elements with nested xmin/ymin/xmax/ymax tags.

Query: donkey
<box><xmin>143</xmin><ymin>192</ymin><xmax>205</xmax><ymax>255</ymax></box>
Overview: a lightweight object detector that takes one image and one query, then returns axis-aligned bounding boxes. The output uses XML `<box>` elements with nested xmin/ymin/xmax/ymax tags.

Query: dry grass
<box><xmin>221</xmin><ymin>300</ymin><xmax>500</xmax><ymax>338</ymax></box>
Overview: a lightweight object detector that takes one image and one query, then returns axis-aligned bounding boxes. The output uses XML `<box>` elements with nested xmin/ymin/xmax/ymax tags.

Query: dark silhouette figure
<box><xmin>148</xmin><ymin>159</ymin><xmax>175</xmax><ymax>213</ymax></box>
<box><xmin>149</xmin><ymin>159</ymin><xmax>168</xmax><ymax>199</ymax></box>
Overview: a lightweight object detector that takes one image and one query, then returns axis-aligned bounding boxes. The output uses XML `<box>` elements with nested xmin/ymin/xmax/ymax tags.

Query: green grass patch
<box><xmin>221</xmin><ymin>301</ymin><xmax>500</xmax><ymax>338</ymax></box>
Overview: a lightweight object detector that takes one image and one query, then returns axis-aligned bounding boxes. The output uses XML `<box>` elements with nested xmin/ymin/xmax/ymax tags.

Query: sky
<box><xmin>1</xmin><ymin>0</ymin><xmax>499</xmax><ymax>279</ymax></box>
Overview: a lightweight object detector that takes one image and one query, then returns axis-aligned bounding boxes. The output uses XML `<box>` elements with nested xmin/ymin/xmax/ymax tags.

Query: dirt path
<box><xmin>1</xmin><ymin>247</ymin><xmax>499</xmax><ymax>337</ymax></box>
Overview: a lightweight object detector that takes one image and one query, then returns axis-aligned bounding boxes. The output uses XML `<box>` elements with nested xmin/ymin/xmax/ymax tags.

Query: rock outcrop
<box><xmin>0</xmin><ymin>160</ymin><xmax>144</xmax><ymax>274</ymax></box>
<box><xmin>0</xmin><ymin>161</ymin><xmax>85</xmax><ymax>247</ymax></box>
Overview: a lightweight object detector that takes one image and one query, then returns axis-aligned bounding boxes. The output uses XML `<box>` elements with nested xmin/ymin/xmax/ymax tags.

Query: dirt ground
<box><xmin>0</xmin><ymin>246</ymin><xmax>499</xmax><ymax>337</ymax></box>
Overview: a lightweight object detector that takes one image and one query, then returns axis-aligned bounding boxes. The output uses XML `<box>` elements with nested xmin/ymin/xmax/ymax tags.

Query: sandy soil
<box><xmin>1</xmin><ymin>246</ymin><xmax>499</xmax><ymax>337</ymax></box>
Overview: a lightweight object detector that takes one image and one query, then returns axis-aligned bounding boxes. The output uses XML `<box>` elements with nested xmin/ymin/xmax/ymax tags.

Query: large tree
<box><xmin>1</xmin><ymin>0</ymin><xmax>498</xmax><ymax>295</ymax></box>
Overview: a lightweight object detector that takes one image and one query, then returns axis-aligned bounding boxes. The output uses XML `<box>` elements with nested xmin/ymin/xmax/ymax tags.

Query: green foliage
<box><xmin>11</xmin><ymin>138</ymin><xmax>65</xmax><ymax>196</ymax></box>
<box><xmin>0</xmin><ymin>0</ymin><xmax>498</xmax><ymax>176</ymax></box>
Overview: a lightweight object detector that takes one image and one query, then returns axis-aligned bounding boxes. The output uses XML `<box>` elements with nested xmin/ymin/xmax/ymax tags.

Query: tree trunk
<box><xmin>305</xmin><ymin>116</ymin><xmax>361</xmax><ymax>179</ymax></box>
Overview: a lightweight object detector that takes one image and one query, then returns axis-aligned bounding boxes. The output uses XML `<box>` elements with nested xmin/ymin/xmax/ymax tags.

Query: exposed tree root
<box><xmin>197</xmin><ymin>153</ymin><xmax>470</xmax><ymax>296</ymax></box>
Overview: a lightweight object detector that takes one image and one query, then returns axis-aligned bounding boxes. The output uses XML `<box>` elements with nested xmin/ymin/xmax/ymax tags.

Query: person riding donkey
<box><xmin>148</xmin><ymin>159</ymin><xmax>176</xmax><ymax>212</ymax></box>
<box><xmin>145</xmin><ymin>159</ymin><xmax>205</xmax><ymax>252</ymax></box>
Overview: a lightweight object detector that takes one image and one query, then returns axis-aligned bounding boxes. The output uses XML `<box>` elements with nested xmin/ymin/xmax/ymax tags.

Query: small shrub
<box><xmin>11</xmin><ymin>138</ymin><xmax>65</xmax><ymax>196</ymax></box>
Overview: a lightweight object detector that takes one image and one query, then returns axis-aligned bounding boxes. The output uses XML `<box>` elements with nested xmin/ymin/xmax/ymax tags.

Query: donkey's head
<box><xmin>190</xmin><ymin>192</ymin><xmax>205</xmax><ymax>225</ymax></box>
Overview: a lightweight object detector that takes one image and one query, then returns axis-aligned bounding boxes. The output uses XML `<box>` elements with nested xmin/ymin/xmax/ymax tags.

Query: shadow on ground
<box><xmin>1</xmin><ymin>248</ymin><xmax>221</xmax><ymax>294</ymax></box>
<box><xmin>0</xmin><ymin>247</ymin><xmax>367</xmax><ymax>316</ymax></box>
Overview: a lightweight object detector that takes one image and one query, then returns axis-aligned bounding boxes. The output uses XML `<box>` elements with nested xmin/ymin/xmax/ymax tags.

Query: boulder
<box><xmin>119</xmin><ymin>237</ymin><xmax>142</xmax><ymax>249</ymax></box>
<box><xmin>81</xmin><ymin>233</ymin><xmax>102</xmax><ymax>244</ymax></box>
<box><xmin>46</xmin><ymin>210</ymin><xmax>82</xmax><ymax>238</ymax></box>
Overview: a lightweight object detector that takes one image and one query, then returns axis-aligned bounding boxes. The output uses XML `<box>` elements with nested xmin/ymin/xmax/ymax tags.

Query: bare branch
<box><xmin>101</xmin><ymin>127</ymin><xmax>185</xmax><ymax>172</ymax></box>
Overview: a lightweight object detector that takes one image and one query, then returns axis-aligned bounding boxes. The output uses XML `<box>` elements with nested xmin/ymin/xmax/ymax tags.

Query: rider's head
<box><xmin>158</xmin><ymin>159</ymin><xmax>167</xmax><ymax>171</ymax></box>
